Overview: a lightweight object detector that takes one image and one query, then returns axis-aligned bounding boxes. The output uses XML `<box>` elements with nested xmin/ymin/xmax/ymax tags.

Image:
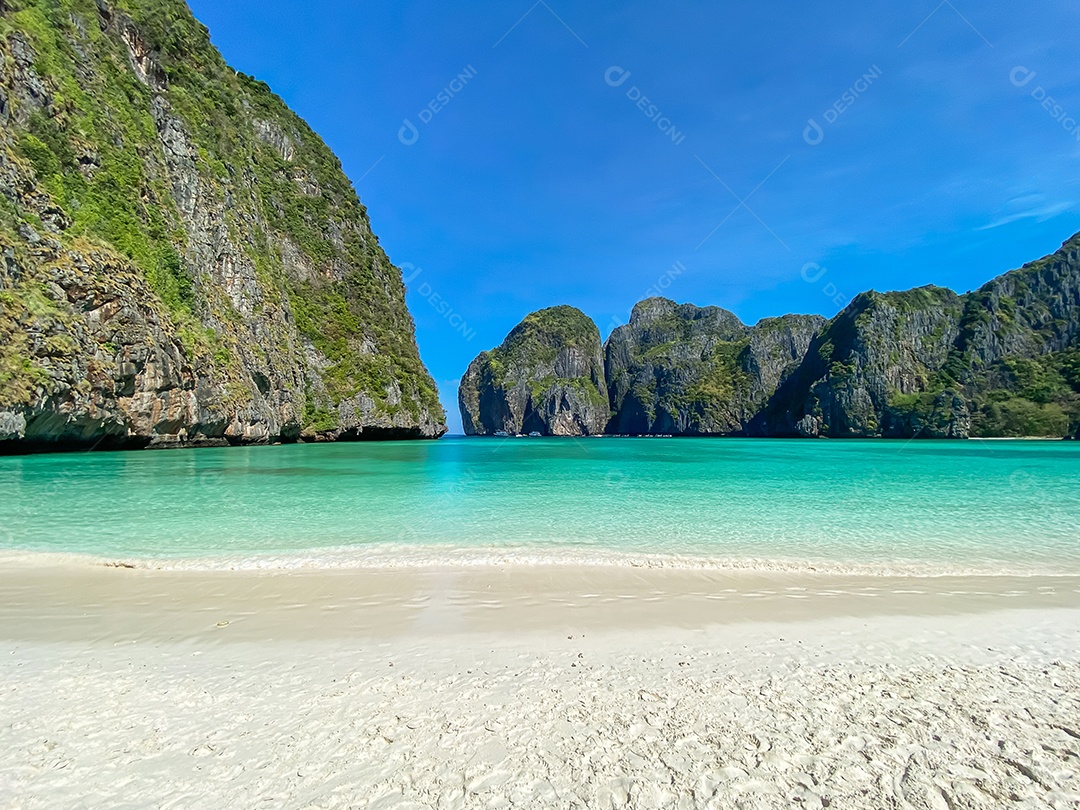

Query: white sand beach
<box><xmin>2</xmin><ymin>565</ymin><xmax>1079</xmax><ymax>808</ymax></box>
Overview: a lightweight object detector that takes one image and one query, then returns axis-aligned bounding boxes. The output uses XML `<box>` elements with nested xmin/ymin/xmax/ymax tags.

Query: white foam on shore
<box><xmin>1</xmin><ymin>544</ymin><xmax>1075</xmax><ymax>578</ymax></box>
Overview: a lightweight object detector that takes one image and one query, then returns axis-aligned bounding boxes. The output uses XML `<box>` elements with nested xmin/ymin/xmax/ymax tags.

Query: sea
<box><xmin>1</xmin><ymin>437</ymin><xmax>1078</xmax><ymax>575</ymax></box>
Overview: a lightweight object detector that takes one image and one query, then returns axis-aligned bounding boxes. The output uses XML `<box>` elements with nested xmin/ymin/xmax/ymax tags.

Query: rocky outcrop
<box><xmin>461</xmin><ymin>299</ymin><xmax>822</xmax><ymax>437</ymax></box>
<box><xmin>758</xmin><ymin>234</ymin><xmax>1080</xmax><ymax>439</ymax></box>
<box><xmin>458</xmin><ymin>306</ymin><xmax>608</xmax><ymax>436</ymax></box>
<box><xmin>0</xmin><ymin>0</ymin><xmax>445</xmax><ymax>452</ymax></box>
<box><xmin>753</xmin><ymin>286</ymin><xmax>966</xmax><ymax>438</ymax></box>
<box><xmin>605</xmin><ymin>298</ymin><xmax>823</xmax><ymax>434</ymax></box>
<box><xmin>460</xmin><ymin>234</ymin><xmax>1080</xmax><ymax>440</ymax></box>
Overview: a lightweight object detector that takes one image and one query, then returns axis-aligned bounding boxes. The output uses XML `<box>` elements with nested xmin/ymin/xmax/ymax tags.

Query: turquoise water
<box><xmin>1</xmin><ymin>438</ymin><xmax>1079</xmax><ymax>574</ymax></box>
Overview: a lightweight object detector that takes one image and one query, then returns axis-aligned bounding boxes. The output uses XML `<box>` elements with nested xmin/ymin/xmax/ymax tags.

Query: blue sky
<box><xmin>186</xmin><ymin>0</ymin><xmax>1080</xmax><ymax>433</ymax></box>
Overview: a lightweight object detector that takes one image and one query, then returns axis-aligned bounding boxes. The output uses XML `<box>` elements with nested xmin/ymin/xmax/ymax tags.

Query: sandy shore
<box><xmin>2</xmin><ymin>565</ymin><xmax>1079</xmax><ymax>808</ymax></box>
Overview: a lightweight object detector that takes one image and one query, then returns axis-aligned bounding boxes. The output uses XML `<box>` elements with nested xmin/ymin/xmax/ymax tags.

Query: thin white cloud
<box><xmin>978</xmin><ymin>195</ymin><xmax>1074</xmax><ymax>230</ymax></box>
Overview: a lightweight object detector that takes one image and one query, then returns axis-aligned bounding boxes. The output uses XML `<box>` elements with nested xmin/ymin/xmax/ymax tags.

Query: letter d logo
<box><xmin>605</xmin><ymin>66</ymin><xmax>631</xmax><ymax>87</ymax></box>
<box><xmin>1010</xmin><ymin>66</ymin><xmax>1036</xmax><ymax>88</ymax></box>
<box><xmin>803</xmin><ymin>118</ymin><xmax>824</xmax><ymax>146</ymax></box>
<box><xmin>398</xmin><ymin>118</ymin><xmax>419</xmax><ymax>146</ymax></box>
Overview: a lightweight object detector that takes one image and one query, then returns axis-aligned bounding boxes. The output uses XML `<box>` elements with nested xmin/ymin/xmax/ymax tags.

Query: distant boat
<box><xmin>528</xmin><ymin>431</ymin><xmax>542</xmax><ymax>437</ymax></box>
<box><xmin>494</xmin><ymin>430</ymin><xmax>509</xmax><ymax>437</ymax></box>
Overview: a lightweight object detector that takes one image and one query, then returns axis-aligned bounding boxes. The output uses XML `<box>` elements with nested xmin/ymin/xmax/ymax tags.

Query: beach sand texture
<box><xmin>1</xmin><ymin>566</ymin><xmax>1079</xmax><ymax>808</ymax></box>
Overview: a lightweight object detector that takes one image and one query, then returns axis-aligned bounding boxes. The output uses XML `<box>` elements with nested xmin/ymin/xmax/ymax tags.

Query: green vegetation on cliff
<box><xmin>0</xmin><ymin>0</ymin><xmax>443</xmax><ymax>447</ymax></box>
<box><xmin>463</xmin><ymin>234</ymin><xmax>1080</xmax><ymax>440</ymax></box>
<box><xmin>967</xmin><ymin>351</ymin><xmax>1080</xmax><ymax>437</ymax></box>
<box><xmin>497</xmin><ymin>305</ymin><xmax>603</xmax><ymax>380</ymax></box>
<box><xmin>458</xmin><ymin>306</ymin><xmax>609</xmax><ymax>436</ymax></box>
<box><xmin>603</xmin><ymin>300</ymin><xmax>821</xmax><ymax>435</ymax></box>
<box><xmin>762</xmin><ymin>235</ymin><xmax>1080</xmax><ymax>439</ymax></box>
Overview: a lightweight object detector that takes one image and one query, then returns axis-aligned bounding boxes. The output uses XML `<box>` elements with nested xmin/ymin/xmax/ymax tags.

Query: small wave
<box><xmin>1</xmin><ymin>545</ymin><xmax>1075</xmax><ymax>578</ymax></box>
<box><xmin>0</xmin><ymin>549</ymin><xmax>127</xmax><ymax>569</ymax></box>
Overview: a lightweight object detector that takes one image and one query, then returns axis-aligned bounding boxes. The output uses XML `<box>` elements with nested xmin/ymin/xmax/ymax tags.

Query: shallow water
<box><xmin>1</xmin><ymin>437</ymin><xmax>1078</xmax><ymax>574</ymax></box>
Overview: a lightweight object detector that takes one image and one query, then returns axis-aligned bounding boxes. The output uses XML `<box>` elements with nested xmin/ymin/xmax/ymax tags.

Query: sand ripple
<box><xmin>3</xmin><ymin>627</ymin><xmax>1079</xmax><ymax>809</ymax></box>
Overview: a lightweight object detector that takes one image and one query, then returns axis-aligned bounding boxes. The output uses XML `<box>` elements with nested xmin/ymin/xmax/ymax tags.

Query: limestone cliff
<box><xmin>759</xmin><ymin>234</ymin><xmax>1080</xmax><ymax>439</ymax></box>
<box><xmin>460</xmin><ymin>233</ymin><xmax>1080</xmax><ymax>439</ymax></box>
<box><xmin>458</xmin><ymin>306</ymin><xmax>607</xmax><ymax>436</ymax></box>
<box><xmin>605</xmin><ymin>298</ymin><xmax>823</xmax><ymax>435</ymax></box>
<box><xmin>753</xmin><ymin>287</ymin><xmax>970</xmax><ymax>438</ymax></box>
<box><xmin>0</xmin><ymin>0</ymin><xmax>445</xmax><ymax>452</ymax></box>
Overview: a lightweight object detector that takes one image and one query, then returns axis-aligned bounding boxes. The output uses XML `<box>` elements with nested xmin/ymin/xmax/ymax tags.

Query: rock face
<box><xmin>606</xmin><ymin>298</ymin><xmax>823</xmax><ymax>435</ymax></box>
<box><xmin>460</xmin><ymin>234</ymin><xmax>1080</xmax><ymax>439</ymax></box>
<box><xmin>458</xmin><ymin>306</ymin><xmax>608</xmax><ymax>436</ymax></box>
<box><xmin>753</xmin><ymin>287</ymin><xmax>969</xmax><ymax>438</ymax></box>
<box><xmin>759</xmin><ymin>234</ymin><xmax>1080</xmax><ymax>438</ymax></box>
<box><xmin>0</xmin><ymin>0</ymin><xmax>445</xmax><ymax>452</ymax></box>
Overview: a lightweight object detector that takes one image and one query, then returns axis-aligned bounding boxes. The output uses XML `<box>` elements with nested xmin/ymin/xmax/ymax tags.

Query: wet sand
<box><xmin>1</xmin><ymin>563</ymin><xmax>1079</xmax><ymax>642</ymax></box>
